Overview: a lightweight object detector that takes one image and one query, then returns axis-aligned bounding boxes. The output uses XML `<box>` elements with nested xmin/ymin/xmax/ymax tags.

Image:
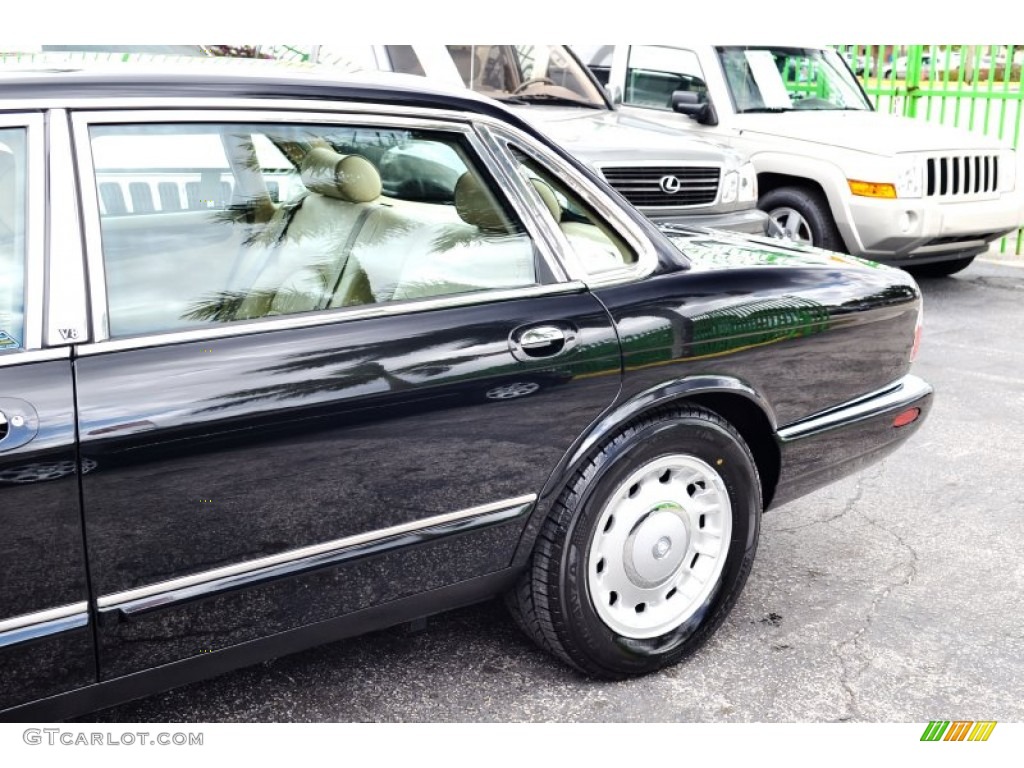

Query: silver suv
<box><xmin>316</xmin><ymin>45</ymin><xmax>769</xmax><ymax>236</ymax></box>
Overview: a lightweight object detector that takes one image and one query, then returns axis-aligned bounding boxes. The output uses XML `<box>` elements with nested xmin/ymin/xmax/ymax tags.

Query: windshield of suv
<box><xmin>447</xmin><ymin>45</ymin><xmax>606</xmax><ymax>108</ymax></box>
<box><xmin>716</xmin><ymin>46</ymin><xmax>872</xmax><ymax>113</ymax></box>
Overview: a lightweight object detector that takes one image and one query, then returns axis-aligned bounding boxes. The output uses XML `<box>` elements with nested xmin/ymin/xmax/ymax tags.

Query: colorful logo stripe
<box><xmin>967</xmin><ymin>722</ymin><xmax>998</xmax><ymax>741</ymax></box>
<box><xmin>921</xmin><ymin>721</ymin><xmax>996</xmax><ymax>741</ymax></box>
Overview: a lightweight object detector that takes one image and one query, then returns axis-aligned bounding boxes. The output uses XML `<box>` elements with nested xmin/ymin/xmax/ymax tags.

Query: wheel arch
<box><xmin>758</xmin><ymin>171</ymin><xmax>830</xmax><ymax>200</ymax></box>
<box><xmin>512</xmin><ymin>376</ymin><xmax>781</xmax><ymax>567</ymax></box>
<box><xmin>750</xmin><ymin>151</ymin><xmax>857</xmax><ymax>253</ymax></box>
<box><xmin>685</xmin><ymin>390</ymin><xmax>780</xmax><ymax>510</ymax></box>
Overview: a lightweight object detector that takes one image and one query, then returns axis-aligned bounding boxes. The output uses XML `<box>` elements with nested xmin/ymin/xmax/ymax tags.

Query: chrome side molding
<box><xmin>778</xmin><ymin>374</ymin><xmax>933</xmax><ymax>441</ymax></box>
<box><xmin>0</xmin><ymin>602</ymin><xmax>89</xmax><ymax>649</ymax></box>
<box><xmin>98</xmin><ymin>494</ymin><xmax>537</xmax><ymax>618</ymax></box>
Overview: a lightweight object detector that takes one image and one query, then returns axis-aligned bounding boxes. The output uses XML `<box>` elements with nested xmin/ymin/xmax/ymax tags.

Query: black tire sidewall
<box><xmin>906</xmin><ymin>255</ymin><xmax>975</xmax><ymax>277</ymax></box>
<box><xmin>761</xmin><ymin>186</ymin><xmax>843</xmax><ymax>252</ymax></box>
<box><xmin>558</xmin><ymin>414</ymin><xmax>760</xmax><ymax>677</ymax></box>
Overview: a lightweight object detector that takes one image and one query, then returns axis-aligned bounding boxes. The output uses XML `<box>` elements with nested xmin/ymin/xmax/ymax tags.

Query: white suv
<box><xmin>582</xmin><ymin>44</ymin><xmax>1024</xmax><ymax>275</ymax></box>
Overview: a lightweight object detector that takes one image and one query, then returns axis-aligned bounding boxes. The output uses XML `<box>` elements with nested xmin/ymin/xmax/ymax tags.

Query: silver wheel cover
<box><xmin>587</xmin><ymin>454</ymin><xmax>732</xmax><ymax>639</ymax></box>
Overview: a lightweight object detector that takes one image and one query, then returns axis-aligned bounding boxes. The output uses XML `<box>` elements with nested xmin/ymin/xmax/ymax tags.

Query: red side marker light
<box><xmin>893</xmin><ymin>408</ymin><xmax>921</xmax><ymax>428</ymax></box>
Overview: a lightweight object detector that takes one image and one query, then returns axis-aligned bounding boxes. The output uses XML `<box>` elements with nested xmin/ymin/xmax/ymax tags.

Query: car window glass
<box><xmin>509</xmin><ymin>147</ymin><xmax>635</xmax><ymax>276</ymax></box>
<box><xmin>384</xmin><ymin>45</ymin><xmax>424</xmax><ymax>76</ymax></box>
<box><xmin>445</xmin><ymin>45</ymin><xmax>607</xmax><ymax>108</ymax></box>
<box><xmin>571</xmin><ymin>45</ymin><xmax>613</xmax><ymax>86</ymax></box>
<box><xmin>716</xmin><ymin>46</ymin><xmax>872</xmax><ymax>112</ymax></box>
<box><xmin>625</xmin><ymin>46</ymin><xmax>707</xmax><ymax>110</ymax></box>
<box><xmin>0</xmin><ymin>128</ymin><xmax>27</xmax><ymax>353</ymax></box>
<box><xmin>89</xmin><ymin>122</ymin><xmax>538</xmax><ymax>338</ymax></box>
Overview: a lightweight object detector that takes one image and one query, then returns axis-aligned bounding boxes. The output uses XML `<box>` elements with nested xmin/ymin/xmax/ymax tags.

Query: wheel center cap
<box><xmin>623</xmin><ymin>505</ymin><xmax>691</xmax><ymax>588</ymax></box>
<box><xmin>652</xmin><ymin>536</ymin><xmax>672</xmax><ymax>560</ymax></box>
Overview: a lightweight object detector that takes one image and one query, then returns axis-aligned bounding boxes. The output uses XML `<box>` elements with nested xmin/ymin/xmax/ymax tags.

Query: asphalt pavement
<box><xmin>80</xmin><ymin>258</ymin><xmax>1024</xmax><ymax>723</ymax></box>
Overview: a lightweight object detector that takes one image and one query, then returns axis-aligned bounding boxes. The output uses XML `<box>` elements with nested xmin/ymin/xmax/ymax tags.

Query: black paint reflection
<box><xmin>195</xmin><ymin>319</ymin><xmax>522</xmax><ymax>414</ymax></box>
<box><xmin>76</xmin><ymin>292</ymin><xmax>621</xmax><ymax>676</ymax></box>
<box><xmin>97</xmin><ymin>520</ymin><xmax>521</xmax><ymax>679</ymax></box>
<box><xmin>0</xmin><ymin>629</ymin><xmax>95</xmax><ymax>713</ymax></box>
<box><xmin>598</xmin><ymin>260</ymin><xmax>920</xmax><ymax>428</ymax></box>
<box><xmin>0</xmin><ymin>360</ymin><xmax>94</xmax><ymax>710</ymax></box>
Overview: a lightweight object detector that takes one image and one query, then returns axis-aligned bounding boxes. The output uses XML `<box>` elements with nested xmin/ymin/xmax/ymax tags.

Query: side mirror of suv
<box><xmin>671</xmin><ymin>91</ymin><xmax>717</xmax><ymax>126</ymax></box>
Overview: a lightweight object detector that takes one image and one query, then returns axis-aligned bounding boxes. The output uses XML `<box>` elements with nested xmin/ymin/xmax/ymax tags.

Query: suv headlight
<box><xmin>1004</xmin><ymin>148</ymin><xmax>1020</xmax><ymax>192</ymax></box>
<box><xmin>894</xmin><ymin>156</ymin><xmax>924</xmax><ymax>198</ymax></box>
<box><xmin>738</xmin><ymin>162</ymin><xmax>757</xmax><ymax>202</ymax></box>
<box><xmin>721</xmin><ymin>170</ymin><xmax>739</xmax><ymax>203</ymax></box>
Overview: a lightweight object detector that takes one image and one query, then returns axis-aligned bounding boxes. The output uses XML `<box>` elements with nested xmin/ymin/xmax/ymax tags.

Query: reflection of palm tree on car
<box><xmin>195</xmin><ymin>322</ymin><xmax>509</xmax><ymax>414</ymax></box>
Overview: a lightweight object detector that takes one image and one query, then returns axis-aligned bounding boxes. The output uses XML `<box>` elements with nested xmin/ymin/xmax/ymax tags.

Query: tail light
<box><xmin>910</xmin><ymin>301</ymin><xmax>923</xmax><ymax>363</ymax></box>
<box><xmin>893</xmin><ymin>407</ymin><xmax>921</xmax><ymax>428</ymax></box>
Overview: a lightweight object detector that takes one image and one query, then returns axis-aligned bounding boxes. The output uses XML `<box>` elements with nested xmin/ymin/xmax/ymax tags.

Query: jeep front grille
<box><xmin>925</xmin><ymin>154</ymin><xmax>1000</xmax><ymax>197</ymax></box>
<box><xmin>601</xmin><ymin>166</ymin><xmax>721</xmax><ymax>208</ymax></box>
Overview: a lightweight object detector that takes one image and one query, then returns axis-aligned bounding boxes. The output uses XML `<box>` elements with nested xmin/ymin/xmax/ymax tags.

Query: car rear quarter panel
<box><xmin>509</xmin><ymin>250</ymin><xmax>920</xmax><ymax>568</ymax></box>
<box><xmin>596</xmin><ymin>259</ymin><xmax>919</xmax><ymax>428</ymax></box>
<box><xmin>577</xmin><ymin>253</ymin><xmax>921</xmax><ymax>513</ymax></box>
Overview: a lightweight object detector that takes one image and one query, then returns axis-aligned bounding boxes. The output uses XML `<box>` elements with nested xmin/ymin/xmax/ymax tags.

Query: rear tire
<box><xmin>761</xmin><ymin>185</ymin><xmax>845</xmax><ymax>253</ymax></box>
<box><xmin>506</xmin><ymin>405</ymin><xmax>761</xmax><ymax>678</ymax></box>
<box><xmin>906</xmin><ymin>255</ymin><xmax>975</xmax><ymax>277</ymax></box>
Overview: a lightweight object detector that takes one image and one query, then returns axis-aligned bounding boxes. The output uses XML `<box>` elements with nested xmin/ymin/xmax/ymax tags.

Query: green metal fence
<box><xmin>835</xmin><ymin>44</ymin><xmax>1024</xmax><ymax>255</ymax></box>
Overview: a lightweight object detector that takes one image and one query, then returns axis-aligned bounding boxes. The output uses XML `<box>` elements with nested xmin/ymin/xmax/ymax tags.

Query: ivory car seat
<box><xmin>388</xmin><ymin>172</ymin><xmax>535</xmax><ymax>301</ymax></box>
<box><xmin>560</xmin><ymin>220</ymin><xmax>628</xmax><ymax>273</ymax></box>
<box><xmin>528</xmin><ymin>175</ymin><xmax>626</xmax><ymax>273</ymax></box>
<box><xmin>529</xmin><ymin>176</ymin><xmax>562</xmax><ymax>222</ymax></box>
<box><xmin>238</xmin><ymin>147</ymin><xmax>384</xmax><ymax>318</ymax></box>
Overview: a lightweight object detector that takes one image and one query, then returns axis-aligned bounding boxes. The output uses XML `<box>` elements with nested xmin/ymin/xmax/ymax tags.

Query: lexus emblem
<box><xmin>659</xmin><ymin>175</ymin><xmax>683</xmax><ymax>194</ymax></box>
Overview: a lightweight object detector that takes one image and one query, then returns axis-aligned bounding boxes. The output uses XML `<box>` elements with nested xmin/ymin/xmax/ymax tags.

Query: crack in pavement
<box><xmin>770</xmin><ymin>467</ymin><xmax>876</xmax><ymax>534</ymax></box>
<box><xmin>971</xmin><ymin>275</ymin><xmax>1024</xmax><ymax>292</ymax></box>
<box><xmin>764</xmin><ymin>465</ymin><xmax>890</xmax><ymax>721</ymax></box>
<box><xmin>833</xmin><ymin>465</ymin><xmax>920</xmax><ymax>722</ymax></box>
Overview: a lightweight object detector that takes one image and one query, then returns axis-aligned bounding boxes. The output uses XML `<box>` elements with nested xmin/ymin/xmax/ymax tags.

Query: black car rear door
<box><xmin>68</xmin><ymin>108</ymin><xmax>623</xmax><ymax>678</ymax></box>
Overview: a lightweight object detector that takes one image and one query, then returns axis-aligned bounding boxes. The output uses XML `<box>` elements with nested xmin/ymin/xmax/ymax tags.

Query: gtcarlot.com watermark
<box><xmin>23</xmin><ymin>729</ymin><xmax>203</xmax><ymax>747</ymax></box>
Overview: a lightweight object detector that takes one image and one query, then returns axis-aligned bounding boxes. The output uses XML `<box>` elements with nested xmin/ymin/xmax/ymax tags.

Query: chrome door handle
<box><xmin>0</xmin><ymin>399</ymin><xmax>38</xmax><ymax>451</ymax></box>
<box><xmin>510</xmin><ymin>324</ymin><xmax>576</xmax><ymax>361</ymax></box>
<box><xmin>519</xmin><ymin>326</ymin><xmax>565</xmax><ymax>349</ymax></box>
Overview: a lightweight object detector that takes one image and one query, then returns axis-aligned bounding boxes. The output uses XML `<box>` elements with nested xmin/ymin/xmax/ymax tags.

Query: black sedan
<box><xmin>0</xmin><ymin>59</ymin><xmax>931</xmax><ymax>720</ymax></box>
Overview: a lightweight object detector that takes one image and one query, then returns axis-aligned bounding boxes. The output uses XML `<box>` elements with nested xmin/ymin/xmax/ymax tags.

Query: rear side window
<box><xmin>0</xmin><ymin>128</ymin><xmax>27</xmax><ymax>353</ymax></box>
<box><xmin>87</xmin><ymin>122</ymin><xmax>539</xmax><ymax>338</ymax></box>
<box><xmin>509</xmin><ymin>147</ymin><xmax>636</xmax><ymax>275</ymax></box>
